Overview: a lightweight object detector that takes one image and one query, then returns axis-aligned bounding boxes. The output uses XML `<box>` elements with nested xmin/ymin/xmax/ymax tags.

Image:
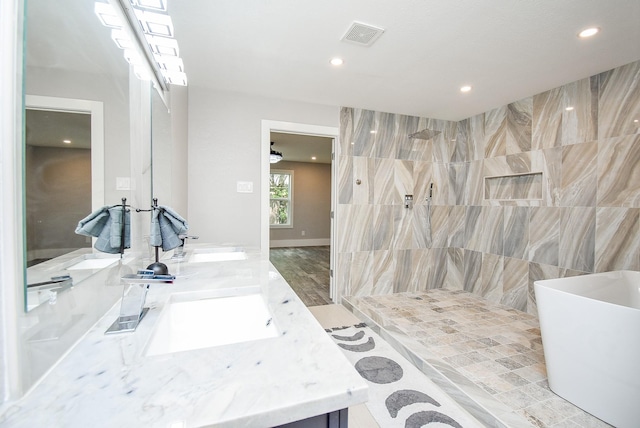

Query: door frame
<box><xmin>261</xmin><ymin>120</ymin><xmax>338</xmax><ymax>301</ymax></box>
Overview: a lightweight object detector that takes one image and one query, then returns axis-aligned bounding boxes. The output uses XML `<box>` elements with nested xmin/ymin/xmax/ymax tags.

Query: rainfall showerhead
<box><xmin>408</xmin><ymin>128</ymin><xmax>441</xmax><ymax>141</ymax></box>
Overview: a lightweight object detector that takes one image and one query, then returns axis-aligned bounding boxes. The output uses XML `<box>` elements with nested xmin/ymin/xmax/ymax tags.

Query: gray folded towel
<box><xmin>75</xmin><ymin>206</ymin><xmax>130</xmax><ymax>254</ymax></box>
<box><xmin>149</xmin><ymin>205</ymin><xmax>188</xmax><ymax>251</ymax></box>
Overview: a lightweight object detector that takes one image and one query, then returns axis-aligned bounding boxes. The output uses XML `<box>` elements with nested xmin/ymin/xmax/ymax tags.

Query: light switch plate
<box><xmin>237</xmin><ymin>181</ymin><xmax>253</xmax><ymax>193</ymax></box>
<box><xmin>116</xmin><ymin>177</ymin><xmax>131</xmax><ymax>190</ymax></box>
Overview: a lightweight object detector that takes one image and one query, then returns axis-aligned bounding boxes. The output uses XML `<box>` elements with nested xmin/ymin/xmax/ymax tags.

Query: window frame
<box><xmin>269</xmin><ymin>169</ymin><xmax>294</xmax><ymax>229</ymax></box>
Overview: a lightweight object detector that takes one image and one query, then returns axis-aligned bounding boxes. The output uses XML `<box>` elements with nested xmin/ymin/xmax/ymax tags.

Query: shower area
<box><xmin>336</xmin><ymin>107</ymin><xmax>460</xmax><ymax>302</ymax></box>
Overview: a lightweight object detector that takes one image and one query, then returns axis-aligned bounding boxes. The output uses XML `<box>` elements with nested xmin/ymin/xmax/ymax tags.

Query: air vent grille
<box><xmin>341</xmin><ymin>21</ymin><xmax>385</xmax><ymax>46</ymax></box>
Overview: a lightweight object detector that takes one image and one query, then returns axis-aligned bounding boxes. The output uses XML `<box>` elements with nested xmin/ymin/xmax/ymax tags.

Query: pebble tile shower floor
<box><xmin>343</xmin><ymin>289</ymin><xmax>613</xmax><ymax>428</ymax></box>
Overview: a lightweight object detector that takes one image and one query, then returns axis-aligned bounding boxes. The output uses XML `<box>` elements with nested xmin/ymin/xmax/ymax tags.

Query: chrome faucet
<box><xmin>173</xmin><ymin>234</ymin><xmax>199</xmax><ymax>259</ymax></box>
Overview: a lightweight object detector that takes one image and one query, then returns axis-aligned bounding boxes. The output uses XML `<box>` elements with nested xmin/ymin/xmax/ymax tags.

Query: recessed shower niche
<box><xmin>484</xmin><ymin>172</ymin><xmax>543</xmax><ymax>201</ymax></box>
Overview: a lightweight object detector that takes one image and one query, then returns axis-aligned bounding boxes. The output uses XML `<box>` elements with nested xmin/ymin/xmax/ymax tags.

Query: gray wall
<box><xmin>337</xmin><ymin>59</ymin><xmax>640</xmax><ymax>315</ymax></box>
<box><xmin>269</xmin><ymin>160</ymin><xmax>331</xmax><ymax>245</ymax></box>
<box><xmin>187</xmin><ymin>88</ymin><xmax>339</xmax><ymax>247</ymax></box>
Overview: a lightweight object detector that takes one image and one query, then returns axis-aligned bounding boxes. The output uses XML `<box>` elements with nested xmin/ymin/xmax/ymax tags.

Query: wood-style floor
<box><xmin>269</xmin><ymin>246</ymin><xmax>332</xmax><ymax>307</ymax></box>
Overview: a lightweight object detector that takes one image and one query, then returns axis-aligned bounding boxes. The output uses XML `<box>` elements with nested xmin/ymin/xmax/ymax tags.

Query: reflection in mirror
<box><xmin>23</xmin><ymin>0</ymin><xmax>131</xmax><ymax>312</ymax></box>
<box><xmin>25</xmin><ymin>109</ymin><xmax>92</xmax><ymax>267</ymax></box>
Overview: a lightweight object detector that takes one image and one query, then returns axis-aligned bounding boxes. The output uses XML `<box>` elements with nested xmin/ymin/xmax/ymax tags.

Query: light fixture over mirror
<box><xmin>270</xmin><ymin>142</ymin><xmax>283</xmax><ymax>163</ymax></box>
<box><xmin>94</xmin><ymin>0</ymin><xmax>187</xmax><ymax>87</ymax></box>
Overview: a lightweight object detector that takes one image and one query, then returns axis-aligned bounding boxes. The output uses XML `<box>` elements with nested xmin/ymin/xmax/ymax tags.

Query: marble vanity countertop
<box><xmin>1</xmin><ymin>245</ymin><xmax>368</xmax><ymax>427</ymax></box>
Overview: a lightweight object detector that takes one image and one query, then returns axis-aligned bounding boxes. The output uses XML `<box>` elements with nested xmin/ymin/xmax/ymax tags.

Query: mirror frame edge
<box><xmin>1</xmin><ymin>0</ymin><xmax>27</xmax><ymax>400</ymax></box>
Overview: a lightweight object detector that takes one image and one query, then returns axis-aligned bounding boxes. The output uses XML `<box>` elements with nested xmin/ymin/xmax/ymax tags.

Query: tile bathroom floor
<box><xmin>342</xmin><ymin>289</ymin><xmax>614</xmax><ymax>428</ymax></box>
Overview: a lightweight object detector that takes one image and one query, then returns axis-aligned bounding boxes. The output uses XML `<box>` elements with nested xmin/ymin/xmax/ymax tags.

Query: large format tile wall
<box><xmin>337</xmin><ymin>59</ymin><xmax>640</xmax><ymax>314</ymax></box>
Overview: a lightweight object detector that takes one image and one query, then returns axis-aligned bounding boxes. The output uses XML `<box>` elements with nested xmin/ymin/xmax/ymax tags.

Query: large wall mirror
<box><xmin>24</xmin><ymin>0</ymin><xmax>134</xmax><ymax>312</ymax></box>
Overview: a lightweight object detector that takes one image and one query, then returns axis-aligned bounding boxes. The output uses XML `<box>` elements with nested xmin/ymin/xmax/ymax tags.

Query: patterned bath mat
<box><xmin>328</xmin><ymin>324</ymin><xmax>483</xmax><ymax>428</ymax></box>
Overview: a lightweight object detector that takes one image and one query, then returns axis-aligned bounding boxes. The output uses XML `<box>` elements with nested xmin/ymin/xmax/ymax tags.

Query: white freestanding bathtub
<box><xmin>534</xmin><ymin>271</ymin><xmax>640</xmax><ymax>428</ymax></box>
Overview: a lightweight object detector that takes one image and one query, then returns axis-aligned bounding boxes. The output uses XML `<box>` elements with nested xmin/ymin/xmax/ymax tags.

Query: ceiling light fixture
<box><xmin>460</xmin><ymin>85</ymin><xmax>472</xmax><ymax>93</ymax></box>
<box><xmin>330</xmin><ymin>58</ymin><xmax>343</xmax><ymax>66</ymax></box>
<box><xmin>311</xmin><ymin>156</ymin><xmax>317</xmax><ymax>161</ymax></box>
<box><xmin>63</xmin><ymin>140</ymin><xmax>71</xmax><ymax>144</ymax></box>
<box><xmin>578</xmin><ymin>27</ymin><xmax>600</xmax><ymax>38</ymax></box>
<box><xmin>270</xmin><ymin>142</ymin><xmax>283</xmax><ymax>164</ymax></box>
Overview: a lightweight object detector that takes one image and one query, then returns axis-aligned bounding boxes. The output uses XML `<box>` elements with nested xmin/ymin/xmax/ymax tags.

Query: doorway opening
<box><xmin>261</xmin><ymin>121</ymin><xmax>338</xmax><ymax>306</ymax></box>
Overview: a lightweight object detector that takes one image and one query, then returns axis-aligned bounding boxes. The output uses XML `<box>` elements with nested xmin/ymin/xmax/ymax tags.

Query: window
<box><xmin>270</xmin><ymin>170</ymin><xmax>293</xmax><ymax>227</ymax></box>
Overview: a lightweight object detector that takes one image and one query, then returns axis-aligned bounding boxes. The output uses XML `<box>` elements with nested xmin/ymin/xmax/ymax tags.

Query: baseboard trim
<box><xmin>269</xmin><ymin>238</ymin><xmax>330</xmax><ymax>248</ymax></box>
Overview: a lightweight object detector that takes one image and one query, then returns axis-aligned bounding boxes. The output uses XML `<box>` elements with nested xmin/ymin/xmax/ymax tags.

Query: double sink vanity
<box><xmin>3</xmin><ymin>245</ymin><xmax>368</xmax><ymax>427</ymax></box>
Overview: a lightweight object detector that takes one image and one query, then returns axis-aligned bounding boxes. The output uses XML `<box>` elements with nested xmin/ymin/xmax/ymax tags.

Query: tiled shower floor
<box><xmin>342</xmin><ymin>289</ymin><xmax>612</xmax><ymax>428</ymax></box>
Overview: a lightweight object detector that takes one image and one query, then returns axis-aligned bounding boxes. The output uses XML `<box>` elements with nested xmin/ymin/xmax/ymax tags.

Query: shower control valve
<box><xmin>404</xmin><ymin>194</ymin><xmax>414</xmax><ymax>209</ymax></box>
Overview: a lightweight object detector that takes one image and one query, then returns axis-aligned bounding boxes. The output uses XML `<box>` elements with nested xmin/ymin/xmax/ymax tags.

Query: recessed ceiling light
<box><xmin>63</xmin><ymin>140</ymin><xmax>71</xmax><ymax>144</ymax></box>
<box><xmin>565</xmin><ymin>106</ymin><xmax>575</xmax><ymax>111</ymax></box>
<box><xmin>578</xmin><ymin>27</ymin><xmax>600</xmax><ymax>38</ymax></box>
<box><xmin>460</xmin><ymin>85</ymin><xmax>472</xmax><ymax>93</ymax></box>
<box><xmin>311</xmin><ymin>156</ymin><xmax>317</xmax><ymax>160</ymax></box>
<box><xmin>330</xmin><ymin>58</ymin><xmax>344</xmax><ymax>66</ymax></box>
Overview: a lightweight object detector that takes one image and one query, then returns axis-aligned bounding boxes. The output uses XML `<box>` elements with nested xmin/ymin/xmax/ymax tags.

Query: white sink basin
<box><xmin>188</xmin><ymin>247</ymin><xmax>246</xmax><ymax>263</ymax></box>
<box><xmin>67</xmin><ymin>257</ymin><xmax>119</xmax><ymax>270</ymax></box>
<box><xmin>145</xmin><ymin>290</ymin><xmax>278</xmax><ymax>356</ymax></box>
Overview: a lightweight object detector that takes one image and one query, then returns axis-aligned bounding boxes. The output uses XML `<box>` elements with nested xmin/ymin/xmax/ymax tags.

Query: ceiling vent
<box><xmin>341</xmin><ymin>21</ymin><xmax>385</xmax><ymax>46</ymax></box>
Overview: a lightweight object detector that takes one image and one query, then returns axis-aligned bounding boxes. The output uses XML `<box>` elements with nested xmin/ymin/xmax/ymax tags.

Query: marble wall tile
<box><xmin>561</xmin><ymin>77</ymin><xmax>598</xmax><ymax>146</ymax></box>
<box><xmin>531</xmin><ymin>148</ymin><xmax>561</xmax><ymax>206</ymax></box>
<box><xmin>393</xmin><ymin>205</ymin><xmax>413</xmax><ymax>249</ymax></box>
<box><xmin>485</xmin><ymin>105</ymin><xmax>507</xmax><ymax>158</ymax></box>
<box><xmin>337</xmin><ymin>251</ymin><xmax>352</xmax><ymax>297</ymax></box>
<box><xmin>412</xmin><ymin>204</ymin><xmax>430</xmax><ymax>249</ymax></box>
<box><xmin>595</xmin><ymin>207</ymin><xmax>640</xmax><ymax>272</ymax></box>
<box><xmin>463</xmin><ymin>249</ymin><xmax>482</xmax><ymax>293</ymax></box>
<box><xmin>411</xmin><ymin>248</ymin><xmax>430</xmax><ymax>291</ymax></box>
<box><xmin>445</xmin><ymin>247</ymin><xmax>464</xmax><ymax>290</ymax></box>
<box><xmin>560</xmin><ymin>141</ymin><xmax>597</xmax><ymax>207</ymax></box>
<box><xmin>373</xmin><ymin>250</ymin><xmax>394</xmax><ymax>295</ymax></box>
<box><xmin>374</xmin><ymin>111</ymin><xmax>398</xmax><ymax>159</ymax></box>
<box><xmin>393</xmin><ymin>249</ymin><xmax>413</xmax><ymax>292</ymax></box>
<box><xmin>528</xmin><ymin>207</ymin><xmax>559</xmax><ymax>266</ymax></box>
<box><xmin>597</xmin><ymin>134</ymin><xmax>640</xmax><ymax>207</ymax></box>
<box><xmin>374</xmin><ymin>158</ymin><xmax>395</xmax><ymax>205</ymax></box>
<box><xmin>373</xmin><ymin>205</ymin><xmax>394</xmax><ymax>251</ymax></box>
<box><xmin>559</xmin><ymin>206</ymin><xmax>595</xmax><ymax>272</ymax></box>
<box><xmin>469</xmin><ymin>113</ymin><xmax>485</xmax><ymax>161</ymax></box>
<box><xmin>449</xmin><ymin>162</ymin><xmax>467</xmax><ymax>205</ymax></box>
<box><xmin>432</xmin><ymin>163</ymin><xmax>450</xmax><ymax>205</ymax></box>
<box><xmin>396</xmin><ymin>115</ymin><xmax>422</xmax><ymax>160</ymax></box>
<box><xmin>337</xmin><ymin>154</ymin><xmax>353</xmax><ymax>204</ymax></box>
<box><xmin>394</xmin><ymin>159</ymin><xmax>414</xmax><ymax>203</ymax></box>
<box><xmin>353</xmin><ymin>156</ymin><xmax>375</xmax><ymax>205</ymax></box>
<box><xmin>467</xmin><ymin>160</ymin><xmax>484</xmax><ymax>206</ymax></box>
<box><xmin>598</xmin><ymin>60</ymin><xmax>640</xmax><ymax>139</ymax></box>
<box><xmin>337</xmin><ymin>204</ymin><xmax>373</xmax><ymax>252</ymax></box>
<box><xmin>480</xmin><ymin>253</ymin><xmax>503</xmax><ymax>303</ymax></box>
<box><xmin>349</xmin><ymin>251</ymin><xmax>374</xmax><ymax>296</ymax></box>
<box><xmin>339</xmin><ymin>107</ymin><xmax>354</xmax><ymax>157</ymax></box>
<box><xmin>430</xmin><ymin>248</ymin><xmax>448</xmax><ymax>289</ymax></box>
<box><xmin>481</xmin><ymin>206</ymin><xmax>504</xmax><ymax>255</ymax></box>
<box><xmin>429</xmin><ymin>205</ymin><xmax>449</xmax><ymax>249</ymax></box>
<box><xmin>504</xmin><ymin>206</ymin><xmax>529</xmax><ymax>259</ymax></box>
<box><xmin>532</xmin><ymin>86</ymin><xmax>563</xmax><ymax>150</ymax></box>
<box><xmin>448</xmin><ymin>205</ymin><xmax>466</xmax><ymax>248</ymax></box>
<box><xmin>432</xmin><ymin>127</ymin><xmax>451</xmax><ymax>163</ymax></box>
<box><xmin>412</xmin><ymin>161</ymin><xmax>432</xmax><ymax>205</ymax></box>
<box><xmin>506</xmin><ymin>152</ymin><xmax>531</xmax><ymax>173</ymax></box>
<box><xmin>506</xmin><ymin>98</ymin><xmax>532</xmax><ymax>155</ymax></box>
<box><xmin>465</xmin><ymin>206</ymin><xmax>483</xmax><ymax>252</ymax></box>
<box><xmin>352</xmin><ymin>109</ymin><xmax>376</xmax><ymax>157</ymax></box>
<box><xmin>452</xmin><ymin>119</ymin><xmax>470</xmax><ymax>162</ymax></box>
<box><xmin>528</xmin><ymin>262</ymin><xmax>559</xmax><ymax>316</ymax></box>
<box><xmin>501</xmin><ymin>257</ymin><xmax>528</xmax><ymax>312</ymax></box>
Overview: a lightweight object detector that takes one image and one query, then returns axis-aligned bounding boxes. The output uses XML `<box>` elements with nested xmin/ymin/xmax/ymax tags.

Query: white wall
<box><xmin>187</xmin><ymin>88</ymin><xmax>339</xmax><ymax>248</ymax></box>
